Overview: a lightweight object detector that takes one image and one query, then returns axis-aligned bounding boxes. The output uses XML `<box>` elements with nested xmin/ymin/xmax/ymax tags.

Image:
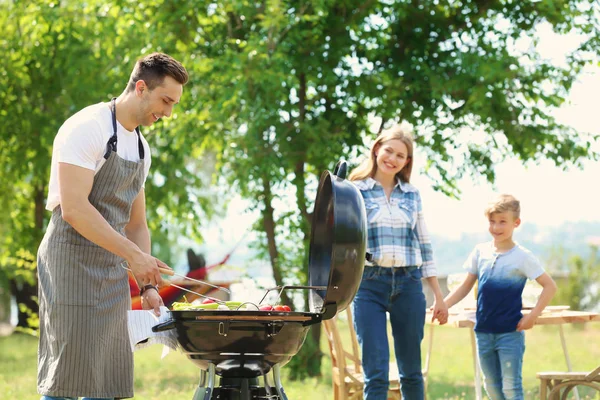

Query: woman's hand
<box><xmin>141</xmin><ymin>287</ymin><xmax>164</xmax><ymax>316</ymax></box>
<box><xmin>431</xmin><ymin>298</ymin><xmax>449</xmax><ymax>325</ymax></box>
<box><xmin>424</xmin><ymin>276</ymin><xmax>450</xmax><ymax>325</ymax></box>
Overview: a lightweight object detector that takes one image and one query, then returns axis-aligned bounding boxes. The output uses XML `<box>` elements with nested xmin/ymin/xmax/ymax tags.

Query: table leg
<box><xmin>540</xmin><ymin>378</ymin><xmax>547</xmax><ymax>400</ymax></box>
<box><xmin>550</xmin><ymin>379</ymin><xmax>562</xmax><ymax>400</ymax></box>
<box><xmin>558</xmin><ymin>325</ymin><xmax>580</xmax><ymax>400</ymax></box>
<box><xmin>470</xmin><ymin>329</ymin><xmax>483</xmax><ymax>400</ymax></box>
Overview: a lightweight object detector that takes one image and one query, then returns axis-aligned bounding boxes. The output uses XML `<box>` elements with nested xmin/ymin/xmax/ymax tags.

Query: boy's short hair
<box><xmin>484</xmin><ymin>194</ymin><xmax>520</xmax><ymax>219</ymax></box>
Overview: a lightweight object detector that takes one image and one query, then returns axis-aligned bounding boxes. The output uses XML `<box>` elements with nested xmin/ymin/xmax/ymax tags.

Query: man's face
<box><xmin>136</xmin><ymin>76</ymin><xmax>183</xmax><ymax>127</ymax></box>
<box><xmin>488</xmin><ymin>211</ymin><xmax>520</xmax><ymax>243</ymax></box>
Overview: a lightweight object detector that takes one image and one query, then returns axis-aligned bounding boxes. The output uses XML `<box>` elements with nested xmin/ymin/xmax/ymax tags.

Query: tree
<box><xmin>0</xmin><ymin>0</ymin><xmax>218</xmax><ymax>328</ymax></box>
<box><xmin>152</xmin><ymin>0</ymin><xmax>599</xmax><ymax>378</ymax></box>
<box><xmin>550</xmin><ymin>245</ymin><xmax>600</xmax><ymax>312</ymax></box>
<box><xmin>0</xmin><ymin>0</ymin><xmax>121</xmax><ymax>328</ymax></box>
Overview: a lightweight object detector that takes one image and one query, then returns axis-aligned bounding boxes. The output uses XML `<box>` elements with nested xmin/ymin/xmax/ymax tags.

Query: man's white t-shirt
<box><xmin>46</xmin><ymin>102</ymin><xmax>151</xmax><ymax>211</ymax></box>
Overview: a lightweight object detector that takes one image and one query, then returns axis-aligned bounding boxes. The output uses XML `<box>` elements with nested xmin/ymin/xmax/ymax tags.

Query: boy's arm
<box><xmin>444</xmin><ymin>273</ymin><xmax>478</xmax><ymax>308</ymax></box>
<box><xmin>516</xmin><ymin>272</ymin><xmax>557</xmax><ymax>331</ymax></box>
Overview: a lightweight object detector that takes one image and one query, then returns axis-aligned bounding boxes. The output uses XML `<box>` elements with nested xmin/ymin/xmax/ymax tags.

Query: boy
<box><xmin>444</xmin><ymin>194</ymin><xmax>557</xmax><ymax>400</ymax></box>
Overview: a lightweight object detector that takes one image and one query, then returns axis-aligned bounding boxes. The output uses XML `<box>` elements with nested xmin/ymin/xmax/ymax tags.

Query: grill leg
<box><xmin>193</xmin><ymin>364</ymin><xmax>216</xmax><ymax>400</ymax></box>
<box><xmin>241</xmin><ymin>378</ymin><xmax>250</xmax><ymax>400</ymax></box>
<box><xmin>272</xmin><ymin>364</ymin><xmax>288</xmax><ymax>400</ymax></box>
<box><xmin>199</xmin><ymin>369</ymin><xmax>207</xmax><ymax>387</ymax></box>
<box><xmin>263</xmin><ymin>372</ymin><xmax>274</xmax><ymax>397</ymax></box>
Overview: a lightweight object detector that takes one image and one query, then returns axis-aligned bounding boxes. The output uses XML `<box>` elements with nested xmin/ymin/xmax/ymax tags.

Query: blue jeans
<box><xmin>41</xmin><ymin>397</ymin><xmax>114</xmax><ymax>400</ymax></box>
<box><xmin>475</xmin><ymin>331</ymin><xmax>525</xmax><ymax>400</ymax></box>
<box><xmin>353</xmin><ymin>266</ymin><xmax>426</xmax><ymax>400</ymax></box>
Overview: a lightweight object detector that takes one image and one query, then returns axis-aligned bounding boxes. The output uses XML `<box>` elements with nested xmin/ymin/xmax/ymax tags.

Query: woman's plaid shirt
<box><xmin>353</xmin><ymin>177</ymin><xmax>437</xmax><ymax>278</ymax></box>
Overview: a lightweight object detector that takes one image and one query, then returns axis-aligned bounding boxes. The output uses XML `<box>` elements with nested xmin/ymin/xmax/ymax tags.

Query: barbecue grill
<box><xmin>152</xmin><ymin>161</ymin><xmax>367</xmax><ymax>399</ymax></box>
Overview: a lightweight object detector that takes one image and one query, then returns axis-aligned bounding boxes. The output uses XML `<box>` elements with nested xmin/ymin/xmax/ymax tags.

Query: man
<box><xmin>37</xmin><ymin>53</ymin><xmax>188</xmax><ymax>400</ymax></box>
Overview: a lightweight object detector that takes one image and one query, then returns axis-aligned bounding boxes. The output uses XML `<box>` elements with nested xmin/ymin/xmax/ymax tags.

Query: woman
<box><xmin>349</xmin><ymin>123</ymin><xmax>448</xmax><ymax>400</ymax></box>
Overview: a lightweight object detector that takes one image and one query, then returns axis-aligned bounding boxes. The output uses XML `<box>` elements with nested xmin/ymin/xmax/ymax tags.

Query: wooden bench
<box><xmin>537</xmin><ymin>366</ymin><xmax>600</xmax><ymax>399</ymax></box>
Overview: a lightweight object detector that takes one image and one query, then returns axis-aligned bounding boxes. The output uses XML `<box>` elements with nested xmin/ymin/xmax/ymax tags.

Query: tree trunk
<box><xmin>261</xmin><ymin>177</ymin><xmax>293</xmax><ymax>307</ymax></box>
<box><xmin>0</xmin><ymin>272</ymin><xmax>11</xmax><ymax>325</ymax></box>
<box><xmin>9</xmin><ymin>279</ymin><xmax>38</xmax><ymax>329</ymax></box>
<box><xmin>287</xmin><ymin>71</ymin><xmax>323</xmax><ymax>379</ymax></box>
<box><xmin>12</xmin><ymin>185</ymin><xmax>46</xmax><ymax>330</ymax></box>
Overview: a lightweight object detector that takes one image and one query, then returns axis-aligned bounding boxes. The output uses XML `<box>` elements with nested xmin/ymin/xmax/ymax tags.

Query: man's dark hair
<box><xmin>126</xmin><ymin>52</ymin><xmax>188</xmax><ymax>93</ymax></box>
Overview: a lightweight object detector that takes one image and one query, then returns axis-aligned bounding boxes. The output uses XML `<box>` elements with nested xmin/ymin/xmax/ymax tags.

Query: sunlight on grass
<box><xmin>1</xmin><ymin>323</ymin><xmax>599</xmax><ymax>399</ymax></box>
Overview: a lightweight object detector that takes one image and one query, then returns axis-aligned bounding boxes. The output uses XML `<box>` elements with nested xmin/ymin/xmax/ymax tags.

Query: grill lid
<box><xmin>307</xmin><ymin>161</ymin><xmax>367</xmax><ymax>319</ymax></box>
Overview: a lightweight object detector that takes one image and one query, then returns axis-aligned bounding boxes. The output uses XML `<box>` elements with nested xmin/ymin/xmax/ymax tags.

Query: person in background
<box><xmin>444</xmin><ymin>194</ymin><xmax>557</xmax><ymax>400</ymax></box>
<box><xmin>37</xmin><ymin>52</ymin><xmax>188</xmax><ymax>400</ymax></box>
<box><xmin>349</xmin><ymin>123</ymin><xmax>449</xmax><ymax>400</ymax></box>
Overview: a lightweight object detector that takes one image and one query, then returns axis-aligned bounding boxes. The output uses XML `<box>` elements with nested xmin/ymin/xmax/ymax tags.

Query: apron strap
<box><xmin>104</xmin><ymin>97</ymin><xmax>145</xmax><ymax>160</ymax></box>
<box><xmin>135</xmin><ymin>126</ymin><xmax>145</xmax><ymax>159</ymax></box>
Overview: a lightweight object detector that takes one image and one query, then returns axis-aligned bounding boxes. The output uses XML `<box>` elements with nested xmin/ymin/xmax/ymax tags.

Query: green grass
<box><xmin>1</xmin><ymin>323</ymin><xmax>599</xmax><ymax>399</ymax></box>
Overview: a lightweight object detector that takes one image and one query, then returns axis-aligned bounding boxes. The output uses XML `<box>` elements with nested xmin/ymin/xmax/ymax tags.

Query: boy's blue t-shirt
<box><xmin>464</xmin><ymin>242</ymin><xmax>545</xmax><ymax>333</ymax></box>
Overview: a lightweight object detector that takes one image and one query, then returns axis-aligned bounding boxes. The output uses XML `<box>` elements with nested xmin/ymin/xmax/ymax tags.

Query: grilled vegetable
<box><xmin>171</xmin><ymin>300</ymin><xmax>244</xmax><ymax>311</ymax></box>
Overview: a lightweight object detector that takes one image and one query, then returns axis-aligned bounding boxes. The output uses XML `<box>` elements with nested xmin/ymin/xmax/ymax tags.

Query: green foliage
<box><xmin>0</xmin><ymin>0</ymin><xmax>224</xmax><ymax>327</ymax></box>
<box><xmin>0</xmin><ymin>0</ymin><xmax>220</xmax><ymax>278</ymax></box>
<box><xmin>285</xmin><ymin>326</ymin><xmax>322</xmax><ymax>381</ymax></box>
<box><xmin>552</xmin><ymin>246</ymin><xmax>600</xmax><ymax>312</ymax></box>
<box><xmin>14</xmin><ymin>301</ymin><xmax>39</xmax><ymax>336</ymax></box>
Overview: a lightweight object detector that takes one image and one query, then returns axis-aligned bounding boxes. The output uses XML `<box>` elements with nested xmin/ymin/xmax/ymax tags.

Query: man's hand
<box><xmin>128</xmin><ymin>253</ymin><xmax>170</xmax><ymax>287</ymax></box>
<box><xmin>431</xmin><ymin>299</ymin><xmax>449</xmax><ymax>325</ymax></box>
<box><xmin>516</xmin><ymin>314</ymin><xmax>536</xmax><ymax>331</ymax></box>
<box><xmin>141</xmin><ymin>288</ymin><xmax>164</xmax><ymax>316</ymax></box>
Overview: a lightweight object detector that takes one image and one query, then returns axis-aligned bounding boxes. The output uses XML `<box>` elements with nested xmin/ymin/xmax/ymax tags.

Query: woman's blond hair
<box><xmin>349</xmin><ymin>123</ymin><xmax>414</xmax><ymax>183</ymax></box>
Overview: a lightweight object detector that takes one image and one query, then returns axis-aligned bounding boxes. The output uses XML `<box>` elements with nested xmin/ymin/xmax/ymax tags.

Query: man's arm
<box><xmin>125</xmin><ymin>188</ymin><xmax>151</xmax><ymax>253</ymax></box>
<box><xmin>58</xmin><ymin>162</ymin><xmax>164</xmax><ymax>287</ymax></box>
<box><xmin>125</xmin><ymin>188</ymin><xmax>165</xmax><ymax>314</ymax></box>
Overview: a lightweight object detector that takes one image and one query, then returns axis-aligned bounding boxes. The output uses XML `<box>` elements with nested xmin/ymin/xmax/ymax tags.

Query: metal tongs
<box><xmin>120</xmin><ymin>262</ymin><xmax>230</xmax><ymax>304</ymax></box>
<box><xmin>258</xmin><ymin>285</ymin><xmax>327</xmax><ymax>305</ymax></box>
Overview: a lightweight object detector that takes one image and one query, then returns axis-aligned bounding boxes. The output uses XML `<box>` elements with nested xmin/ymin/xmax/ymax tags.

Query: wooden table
<box><xmin>423</xmin><ymin>308</ymin><xmax>600</xmax><ymax>400</ymax></box>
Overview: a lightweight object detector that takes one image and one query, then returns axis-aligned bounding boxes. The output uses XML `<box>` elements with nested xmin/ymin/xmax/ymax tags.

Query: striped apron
<box><xmin>37</xmin><ymin>98</ymin><xmax>145</xmax><ymax>399</ymax></box>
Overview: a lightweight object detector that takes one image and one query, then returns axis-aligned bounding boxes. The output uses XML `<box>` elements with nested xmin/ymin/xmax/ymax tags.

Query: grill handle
<box><xmin>152</xmin><ymin>319</ymin><xmax>176</xmax><ymax>333</ymax></box>
<box><xmin>333</xmin><ymin>160</ymin><xmax>347</xmax><ymax>179</ymax></box>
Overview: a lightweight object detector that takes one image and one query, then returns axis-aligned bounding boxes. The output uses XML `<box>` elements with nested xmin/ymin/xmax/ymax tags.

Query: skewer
<box><xmin>119</xmin><ymin>262</ymin><xmax>231</xmax><ymax>295</ymax></box>
<box><xmin>157</xmin><ymin>266</ymin><xmax>231</xmax><ymax>294</ymax></box>
<box><xmin>258</xmin><ymin>285</ymin><xmax>328</xmax><ymax>305</ymax></box>
<box><xmin>120</xmin><ymin>261</ymin><xmax>231</xmax><ymax>297</ymax></box>
<box><xmin>168</xmin><ymin>283</ymin><xmax>226</xmax><ymax>305</ymax></box>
